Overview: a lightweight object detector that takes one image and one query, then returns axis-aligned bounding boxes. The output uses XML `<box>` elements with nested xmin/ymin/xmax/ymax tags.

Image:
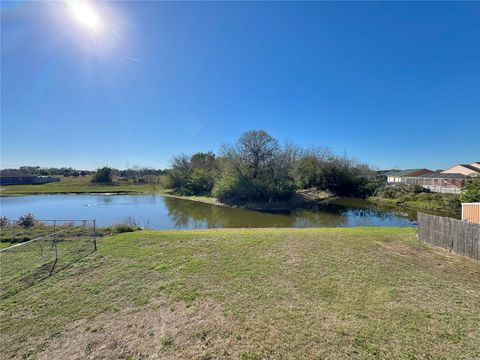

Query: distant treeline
<box><xmin>15</xmin><ymin>166</ymin><xmax>93</xmax><ymax>177</ymax></box>
<box><xmin>10</xmin><ymin>166</ymin><xmax>167</xmax><ymax>182</ymax></box>
<box><xmin>166</xmin><ymin>130</ymin><xmax>384</xmax><ymax>204</ymax></box>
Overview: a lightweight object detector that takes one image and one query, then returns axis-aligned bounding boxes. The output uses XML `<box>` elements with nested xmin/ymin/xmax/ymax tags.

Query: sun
<box><xmin>69</xmin><ymin>1</ymin><xmax>102</xmax><ymax>32</ymax></box>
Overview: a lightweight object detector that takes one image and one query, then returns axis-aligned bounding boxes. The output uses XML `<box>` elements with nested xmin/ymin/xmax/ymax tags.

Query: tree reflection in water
<box><xmin>163</xmin><ymin>196</ymin><xmax>412</xmax><ymax>229</ymax></box>
<box><xmin>163</xmin><ymin>197</ymin><xmax>296</xmax><ymax>228</ymax></box>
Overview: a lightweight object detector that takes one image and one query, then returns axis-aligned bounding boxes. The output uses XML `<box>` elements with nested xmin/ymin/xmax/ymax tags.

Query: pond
<box><xmin>0</xmin><ymin>194</ymin><xmax>414</xmax><ymax>229</ymax></box>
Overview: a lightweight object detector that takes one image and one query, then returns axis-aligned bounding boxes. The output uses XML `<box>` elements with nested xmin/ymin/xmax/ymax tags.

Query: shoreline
<box><xmin>0</xmin><ymin>186</ymin><xmax>459</xmax><ymax>218</ymax></box>
<box><xmin>0</xmin><ymin>187</ymin><xmax>337</xmax><ymax>211</ymax></box>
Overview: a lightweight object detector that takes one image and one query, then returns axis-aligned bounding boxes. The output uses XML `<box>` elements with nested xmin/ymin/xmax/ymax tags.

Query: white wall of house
<box><xmin>387</xmin><ymin>176</ymin><xmax>402</xmax><ymax>183</ymax></box>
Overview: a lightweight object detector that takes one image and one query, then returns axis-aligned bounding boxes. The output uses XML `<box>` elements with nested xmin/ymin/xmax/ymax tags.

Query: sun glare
<box><xmin>69</xmin><ymin>1</ymin><xmax>102</xmax><ymax>32</ymax></box>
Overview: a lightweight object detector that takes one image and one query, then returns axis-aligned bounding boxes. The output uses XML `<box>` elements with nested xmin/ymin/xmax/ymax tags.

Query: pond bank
<box><xmin>368</xmin><ymin>196</ymin><xmax>461</xmax><ymax>219</ymax></box>
<box><xmin>162</xmin><ymin>188</ymin><xmax>336</xmax><ymax>212</ymax></box>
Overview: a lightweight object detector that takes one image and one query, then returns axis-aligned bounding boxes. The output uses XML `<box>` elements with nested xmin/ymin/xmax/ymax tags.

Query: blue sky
<box><xmin>1</xmin><ymin>1</ymin><xmax>479</xmax><ymax>170</ymax></box>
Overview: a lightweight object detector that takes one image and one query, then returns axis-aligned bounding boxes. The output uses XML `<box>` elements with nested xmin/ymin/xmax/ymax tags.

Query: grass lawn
<box><xmin>0</xmin><ymin>176</ymin><xmax>163</xmax><ymax>196</ymax></box>
<box><xmin>1</xmin><ymin>228</ymin><xmax>479</xmax><ymax>359</ymax></box>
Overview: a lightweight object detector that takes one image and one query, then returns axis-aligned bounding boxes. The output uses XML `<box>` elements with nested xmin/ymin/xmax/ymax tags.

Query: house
<box><xmin>382</xmin><ymin>162</ymin><xmax>479</xmax><ymax>194</ymax></box>
<box><xmin>405</xmin><ymin>173</ymin><xmax>468</xmax><ymax>194</ymax></box>
<box><xmin>0</xmin><ymin>170</ymin><xmax>60</xmax><ymax>185</ymax></box>
<box><xmin>384</xmin><ymin>169</ymin><xmax>434</xmax><ymax>183</ymax></box>
<box><xmin>442</xmin><ymin>162</ymin><xmax>480</xmax><ymax>176</ymax></box>
<box><xmin>462</xmin><ymin>203</ymin><xmax>480</xmax><ymax>224</ymax></box>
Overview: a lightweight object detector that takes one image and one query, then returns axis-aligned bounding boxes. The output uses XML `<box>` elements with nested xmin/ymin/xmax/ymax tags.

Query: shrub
<box><xmin>442</xmin><ymin>194</ymin><xmax>461</xmax><ymax>209</ymax></box>
<box><xmin>122</xmin><ymin>215</ymin><xmax>139</xmax><ymax>227</ymax></box>
<box><xmin>186</xmin><ymin>169</ymin><xmax>215</xmax><ymax>195</ymax></box>
<box><xmin>375</xmin><ymin>184</ymin><xmax>430</xmax><ymax>199</ymax></box>
<box><xmin>17</xmin><ymin>213</ymin><xmax>36</xmax><ymax>229</ymax></box>
<box><xmin>166</xmin><ymin>153</ymin><xmax>217</xmax><ymax>195</ymax></box>
<box><xmin>212</xmin><ymin>175</ymin><xmax>252</xmax><ymax>203</ymax></box>
<box><xmin>460</xmin><ymin>175</ymin><xmax>480</xmax><ymax>203</ymax></box>
<box><xmin>0</xmin><ymin>216</ymin><xmax>9</xmax><ymax>227</ymax></box>
<box><xmin>114</xmin><ymin>224</ymin><xmax>141</xmax><ymax>233</ymax></box>
<box><xmin>91</xmin><ymin>167</ymin><xmax>113</xmax><ymax>183</ymax></box>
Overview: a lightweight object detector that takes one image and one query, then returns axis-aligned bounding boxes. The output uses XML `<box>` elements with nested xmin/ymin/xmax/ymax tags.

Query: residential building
<box><xmin>442</xmin><ymin>162</ymin><xmax>480</xmax><ymax>176</ymax></box>
<box><xmin>0</xmin><ymin>170</ymin><xmax>60</xmax><ymax>185</ymax></box>
<box><xmin>384</xmin><ymin>169</ymin><xmax>434</xmax><ymax>183</ymax></box>
<box><xmin>402</xmin><ymin>173</ymin><xmax>468</xmax><ymax>194</ymax></box>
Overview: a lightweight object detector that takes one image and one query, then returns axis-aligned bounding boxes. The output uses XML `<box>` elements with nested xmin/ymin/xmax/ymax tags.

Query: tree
<box><xmin>235</xmin><ymin>130</ymin><xmax>279</xmax><ymax>180</ymax></box>
<box><xmin>460</xmin><ymin>175</ymin><xmax>480</xmax><ymax>203</ymax></box>
<box><xmin>166</xmin><ymin>153</ymin><xmax>218</xmax><ymax>195</ymax></box>
<box><xmin>190</xmin><ymin>152</ymin><xmax>217</xmax><ymax>172</ymax></box>
<box><xmin>91</xmin><ymin>167</ymin><xmax>113</xmax><ymax>183</ymax></box>
<box><xmin>214</xmin><ymin>130</ymin><xmax>295</xmax><ymax>202</ymax></box>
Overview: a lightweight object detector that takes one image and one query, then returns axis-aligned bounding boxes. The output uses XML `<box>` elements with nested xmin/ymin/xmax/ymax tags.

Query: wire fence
<box><xmin>0</xmin><ymin>219</ymin><xmax>97</xmax><ymax>298</ymax></box>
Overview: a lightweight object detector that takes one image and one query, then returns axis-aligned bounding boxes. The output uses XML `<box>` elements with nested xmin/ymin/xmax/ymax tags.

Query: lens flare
<box><xmin>69</xmin><ymin>1</ymin><xmax>102</xmax><ymax>32</ymax></box>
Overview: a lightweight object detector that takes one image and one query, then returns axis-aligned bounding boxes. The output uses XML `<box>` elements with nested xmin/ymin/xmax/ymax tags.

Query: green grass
<box><xmin>1</xmin><ymin>227</ymin><xmax>479</xmax><ymax>359</ymax></box>
<box><xmin>0</xmin><ymin>176</ymin><xmax>164</xmax><ymax>195</ymax></box>
<box><xmin>369</xmin><ymin>195</ymin><xmax>461</xmax><ymax>218</ymax></box>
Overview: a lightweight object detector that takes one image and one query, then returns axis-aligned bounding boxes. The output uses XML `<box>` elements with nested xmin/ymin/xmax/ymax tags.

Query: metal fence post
<box><xmin>93</xmin><ymin>219</ymin><xmax>97</xmax><ymax>251</ymax></box>
<box><xmin>49</xmin><ymin>230</ymin><xmax>58</xmax><ymax>276</ymax></box>
<box><xmin>50</xmin><ymin>220</ymin><xmax>56</xmax><ymax>250</ymax></box>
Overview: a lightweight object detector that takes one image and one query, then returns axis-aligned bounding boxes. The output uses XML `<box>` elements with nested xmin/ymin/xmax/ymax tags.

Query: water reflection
<box><xmin>163</xmin><ymin>197</ymin><xmax>296</xmax><ymax>228</ymax></box>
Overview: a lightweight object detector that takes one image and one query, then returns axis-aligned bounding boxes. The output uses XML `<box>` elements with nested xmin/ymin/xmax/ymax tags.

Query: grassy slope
<box><xmin>1</xmin><ymin>228</ymin><xmax>479</xmax><ymax>359</ymax></box>
<box><xmin>369</xmin><ymin>195</ymin><xmax>461</xmax><ymax>218</ymax></box>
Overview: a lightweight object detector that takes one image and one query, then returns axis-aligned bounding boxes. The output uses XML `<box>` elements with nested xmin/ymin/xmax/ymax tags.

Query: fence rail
<box><xmin>0</xmin><ymin>219</ymin><xmax>97</xmax><ymax>298</ymax></box>
<box><xmin>417</xmin><ymin>212</ymin><xmax>480</xmax><ymax>260</ymax></box>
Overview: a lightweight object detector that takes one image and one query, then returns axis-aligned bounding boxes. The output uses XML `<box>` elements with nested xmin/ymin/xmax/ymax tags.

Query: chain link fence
<box><xmin>0</xmin><ymin>219</ymin><xmax>97</xmax><ymax>298</ymax></box>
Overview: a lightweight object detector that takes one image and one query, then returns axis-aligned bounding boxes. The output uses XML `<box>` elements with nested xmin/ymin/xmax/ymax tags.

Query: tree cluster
<box><xmin>167</xmin><ymin>130</ymin><xmax>381</xmax><ymax>203</ymax></box>
<box><xmin>17</xmin><ymin>166</ymin><xmax>91</xmax><ymax>177</ymax></box>
<box><xmin>167</xmin><ymin>152</ymin><xmax>218</xmax><ymax>195</ymax></box>
<box><xmin>91</xmin><ymin>167</ymin><xmax>113</xmax><ymax>183</ymax></box>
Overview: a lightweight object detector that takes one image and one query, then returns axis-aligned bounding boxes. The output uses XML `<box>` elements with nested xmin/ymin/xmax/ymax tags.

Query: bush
<box><xmin>375</xmin><ymin>184</ymin><xmax>430</xmax><ymax>199</ymax></box>
<box><xmin>0</xmin><ymin>216</ymin><xmax>9</xmax><ymax>227</ymax></box>
<box><xmin>17</xmin><ymin>213</ymin><xmax>36</xmax><ymax>229</ymax></box>
<box><xmin>186</xmin><ymin>169</ymin><xmax>215</xmax><ymax>195</ymax></box>
<box><xmin>442</xmin><ymin>194</ymin><xmax>461</xmax><ymax>209</ymax></box>
<box><xmin>166</xmin><ymin>153</ymin><xmax>217</xmax><ymax>195</ymax></box>
<box><xmin>114</xmin><ymin>224</ymin><xmax>141</xmax><ymax>233</ymax></box>
<box><xmin>212</xmin><ymin>175</ymin><xmax>252</xmax><ymax>203</ymax></box>
<box><xmin>460</xmin><ymin>176</ymin><xmax>480</xmax><ymax>203</ymax></box>
<box><xmin>91</xmin><ymin>167</ymin><xmax>113</xmax><ymax>183</ymax></box>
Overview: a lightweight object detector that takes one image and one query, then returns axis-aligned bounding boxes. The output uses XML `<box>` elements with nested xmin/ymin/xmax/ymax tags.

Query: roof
<box><xmin>0</xmin><ymin>170</ymin><xmax>34</xmax><ymax>178</ymax></box>
<box><xmin>442</xmin><ymin>163</ymin><xmax>480</xmax><ymax>174</ymax></box>
<box><xmin>383</xmin><ymin>169</ymin><xmax>431</xmax><ymax>177</ymax></box>
<box><xmin>459</xmin><ymin>164</ymin><xmax>480</xmax><ymax>172</ymax></box>
<box><xmin>418</xmin><ymin>173</ymin><xmax>468</xmax><ymax>179</ymax></box>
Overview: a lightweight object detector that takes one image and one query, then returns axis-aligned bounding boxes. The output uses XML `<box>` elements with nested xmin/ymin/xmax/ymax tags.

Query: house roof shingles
<box><xmin>418</xmin><ymin>173</ymin><xmax>468</xmax><ymax>179</ymax></box>
<box><xmin>383</xmin><ymin>169</ymin><xmax>431</xmax><ymax>177</ymax></box>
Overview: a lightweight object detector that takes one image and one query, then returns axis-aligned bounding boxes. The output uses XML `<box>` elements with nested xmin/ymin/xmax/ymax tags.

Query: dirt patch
<box><xmin>376</xmin><ymin>239</ymin><xmax>474</xmax><ymax>274</ymax></box>
<box><xmin>37</xmin><ymin>299</ymin><xmax>235</xmax><ymax>360</ymax></box>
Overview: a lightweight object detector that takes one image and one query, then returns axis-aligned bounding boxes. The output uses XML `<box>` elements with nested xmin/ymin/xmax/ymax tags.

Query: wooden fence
<box><xmin>417</xmin><ymin>212</ymin><xmax>480</xmax><ymax>260</ymax></box>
